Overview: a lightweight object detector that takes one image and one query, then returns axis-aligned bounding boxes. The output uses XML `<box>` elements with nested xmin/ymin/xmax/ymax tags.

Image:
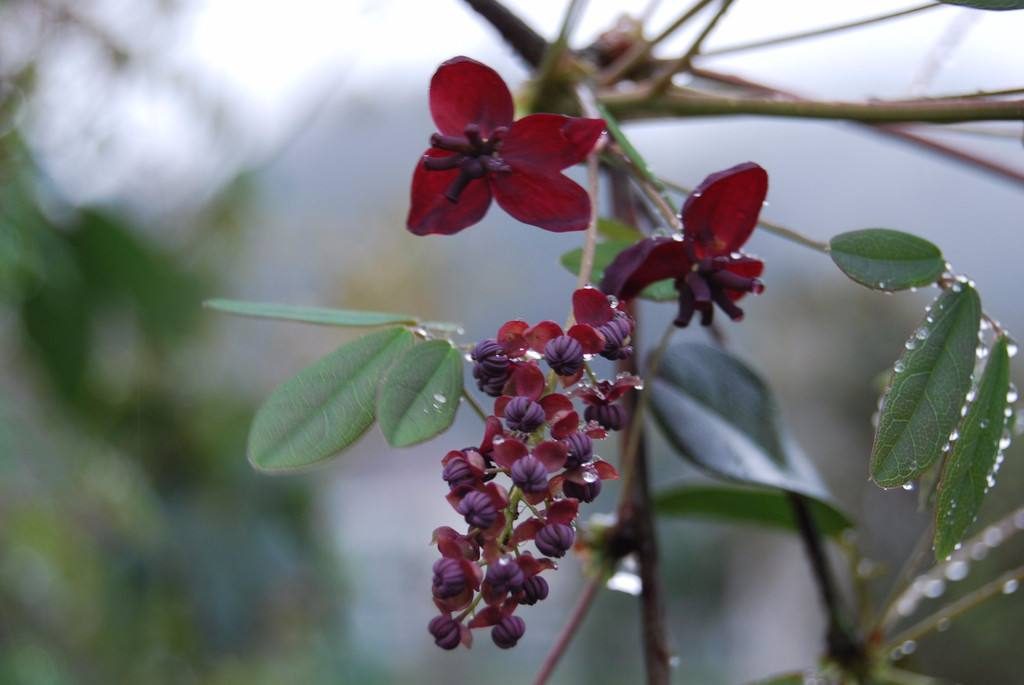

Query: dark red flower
<box><xmin>601</xmin><ymin>162</ymin><xmax>768</xmax><ymax>327</ymax></box>
<box><xmin>407</xmin><ymin>56</ymin><xmax>605</xmax><ymax>236</ymax></box>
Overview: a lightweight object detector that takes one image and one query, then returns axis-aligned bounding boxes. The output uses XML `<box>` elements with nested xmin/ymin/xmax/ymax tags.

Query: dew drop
<box><xmin>894</xmin><ymin>361</ymin><xmax>906</xmax><ymax>373</ymax></box>
<box><xmin>937</xmin><ymin>617</ymin><xmax>951</xmax><ymax>632</ymax></box>
<box><xmin>977</xmin><ymin>345</ymin><xmax>990</xmax><ymax>360</ymax></box>
<box><xmin>581</xmin><ymin>470</ymin><xmax>599</xmax><ymax>483</ymax></box>
<box><xmin>433</xmin><ymin>393</ymin><xmax>448</xmax><ymax>404</ymax></box>
<box><xmin>902</xmin><ymin>482</ymin><xmax>915</xmax><ymax>491</ymax></box>
<box><xmin>945</xmin><ymin>560</ymin><xmax>969</xmax><ymax>582</ymax></box>
<box><xmin>1013</xmin><ymin>509</ymin><xmax>1024</xmax><ymax>530</ymax></box>
<box><xmin>1007</xmin><ymin>385</ymin><xmax>1019</xmax><ymax>403</ymax></box>
<box><xmin>896</xmin><ymin>596</ymin><xmax>919</xmax><ymax>617</ymax></box>
<box><xmin>1002</xmin><ymin>579</ymin><xmax>1020</xmax><ymax>595</ymax></box>
<box><xmin>923</xmin><ymin>578</ymin><xmax>946</xmax><ymax>598</ymax></box>
<box><xmin>916</xmin><ymin>327</ymin><xmax>930</xmax><ymax>341</ymax></box>
<box><xmin>1008</xmin><ymin>341</ymin><xmax>1019</xmax><ymax>358</ymax></box>
<box><xmin>905</xmin><ymin>339</ymin><xmax>918</xmax><ymax>351</ymax></box>
<box><xmin>983</xmin><ymin>526</ymin><xmax>1004</xmax><ymax>548</ymax></box>
<box><xmin>970</xmin><ymin>542</ymin><xmax>989</xmax><ymax>561</ymax></box>
<box><xmin>948</xmin><ymin>430</ymin><xmax>960</xmax><ymax>442</ymax></box>
<box><xmin>900</xmin><ymin>640</ymin><xmax>917</xmax><ymax>656</ymax></box>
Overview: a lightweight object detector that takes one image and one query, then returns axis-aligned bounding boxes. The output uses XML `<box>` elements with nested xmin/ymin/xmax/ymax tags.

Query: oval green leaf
<box><xmin>650</xmin><ymin>342</ymin><xmax>839</xmax><ymax>504</ymax></box>
<box><xmin>829</xmin><ymin>229</ymin><xmax>945</xmax><ymax>291</ymax></box>
<box><xmin>870</xmin><ymin>285</ymin><xmax>982</xmax><ymax>487</ymax></box>
<box><xmin>205</xmin><ymin>298</ymin><xmax>418</xmax><ymax>327</ymax></box>
<box><xmin>933</xmin><ymin>336</ymin><xmax>1012</xmax><ymax>559</ymax></box>
<box><xmin>248</xmin><ymin>327</ymin><xmax>415</xmax><ymax>472</ymax></box>
<box><xmin>940</xmin><ymin>0</ymin><xmax>1024</xmax><ymax>9</ymax></box>
<box><xmin>597</xmin><ymin>217</ymin><xmax>643</xmax><ymax>241</ymax></box>
<box><xmin>655</xmin><ymin>484</ymin><xmax>852</xmax><ymax>537</ymax></box>
<box><xmin>377</xmin><ymin>341</ymin><xmax>463</xmax><ymax>448</ymax></box>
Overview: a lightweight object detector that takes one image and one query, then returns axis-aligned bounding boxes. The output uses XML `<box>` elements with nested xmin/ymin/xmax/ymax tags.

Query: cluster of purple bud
<box><xmin>471</xmin><ymin>339</ymin><xmax>512</xmax><ymax>397</ymax></box>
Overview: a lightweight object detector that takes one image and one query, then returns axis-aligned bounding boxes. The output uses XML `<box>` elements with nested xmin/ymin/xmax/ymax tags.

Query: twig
<box><xmin>660</xmin><ymin>178</ymin><xmax>830</xmax><ymax>252</ymax></box>
<box><xmin>788</xmin><ymin>493</ymin><xmax>866</xmax><ymax>673</ymax></box>
<box><xmin>461</xmin><ymin>388</ymin><xmax>489</xmax><ymax>422</ymax></box>
<box><xmin>530</xmin><ymin>0</ymin><xmax>587</xmax><ymax>111</ymax></box>
<box><xmin>599</xmin><ymin>0</ymin><xmax>716</xmax><ymax>86</ymax></box>
<box><xmin>872</xmin><ymin>521</ymin><xmax>935</xmax><ymax>634</ymax></box>
<box><xmin>701</xmin><ymin>3</ymin><xmax>940</xmax><ymax>57</ymax></box>
<box><xmin>462</xmin><ymin>0</ymin><xmax>548</xmax><ymax>68</ymax></box>
<box><xmin>922</xmin><ymin>85</ymin><xmax>1024</xmax><ymax>100</ymax></box>
<box><xmin>532</xmin><ymin>576</ymin><xmax>603</xmax><ymax>685</ymax></box>
<box><xmin>576</xmin><ymin>152</ymin><xmax>601</xmax><ymax>291</ymax></box>
<box><xmin>884</xmin><ymin>565</ymin><xmax>1024</xmax><ymax>651</ymax></box>
<box><xmin>650</xmin><ymin>0</ymin><xmax>736</xmax><ymax>94</ymax></box>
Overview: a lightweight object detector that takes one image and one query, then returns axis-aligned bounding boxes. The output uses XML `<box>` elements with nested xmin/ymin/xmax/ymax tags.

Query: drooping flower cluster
<box><xmin>601</xmin><ymin>162</ymin><xmax>768</xmax><ymax>327</ymax></box>
<box><xmin>428</xmin><ymin>288</ymin><xmax>639</xmax><ymax>650</ymax></box>
<box><xmin>407</xmin><ymin>56</ymin><xmax>606</xmax><ymax>236</ymax></box>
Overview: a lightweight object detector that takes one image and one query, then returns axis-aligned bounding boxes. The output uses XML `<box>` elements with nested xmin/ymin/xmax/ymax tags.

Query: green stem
<box><xmin>462</xmin><ymin>388</ymin><xmax>489</xmax><ymax>423</ymax></box>
<box><xmin>650</xmin><ymin>0</ymin><xmax>736</xmax><ymax>94</ymax></box>
<box><xmin>872</xmin><ymin>521</ymin><xmax>935</xmax><ymax>634</ymax></box>
<box><xmin>455</xmin><ymin>592</ymin><xmax>484</xmax><ymax>622</ymax></box>
<box><xmin>529</xmin><ymin>0</ymin><xmax>586</xmax><ymax>111</ymax></box>
<box><xmin>883</xmin><ymin>565</ymin><xmax>1024</xmax><ymax>651</ymax></box>
<box><xmin>601</xmin><ymin>89</ymin><xmax>1024</xmax><ymax>124</ymax></box>
<box><xmin>701</xmin><ymin>3</ymin><xmax>940</xmax><ymax>58</ymax></box>
<box><xmin>660</xmin><ymin>177</ymin><xmax>830</xmax><ymax>253</ymax></box>
<box><xmin>500</xmin><ymin>487</ymin><xmax>523</xmax><ymax>546</ymax></box>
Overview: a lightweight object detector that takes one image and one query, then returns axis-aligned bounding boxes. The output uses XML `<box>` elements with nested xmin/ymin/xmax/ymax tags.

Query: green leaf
<box><xmin>654</xmin><ymin>484</ymin><xmax>852</xmax><ymax>536</ymax></box>
<box><xmin>829</xmin><ymin>229</ymin><xmax>945</xmax><ymax>291</ymax></box>
<box><xmin>939</xmin><ymin>0</ymin><xmax>1024</xmax><ymax>9</ymax></box>
<box><xmin>377</xmin><ymin>341</ymin><xmax>463</xmax><ymax>447</ymax></box>
<box><xmin>205</xmin><ymin>299</ymin><xmax>418</xmax><ymax>328</ymax></box>
<box><xmin>248</xmin><ymin>327</ymin><xmax>415</xmax><ymax>472</ymax></box>
<box><xmin>871</xmin><ymin>286</ymin><xmax>982</xmax><ymax>487</ymax></box>
<box><xmin>597</xmin><ymin>217</ymin><xmax>642</xmax><ymax>241</ymax></box>
<box><xmin>560</xmin><ymin>241</ymin><xmax>675</xmax><ymax>301</ymax></box>
<box><xmin>933</xmin><ymin>336</ymin><xmax>1012</xmax><ymax>559</ymax></box>
<box><xmin>650</xmin><ymin>342</ymin><xmax>838</xmax><ymax>504</ymax></box>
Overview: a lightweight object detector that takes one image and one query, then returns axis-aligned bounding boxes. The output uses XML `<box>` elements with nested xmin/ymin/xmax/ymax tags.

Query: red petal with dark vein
<box><xmin>502</xmin><ymin>114</ymin><xmax>605</xmax><ymax>173</ymax></box>
<box><xmin>682</xmin><ymin>162</ymin><xmax>767</xmax><ymax>256</ymax></box>
<box><xmin>429</xmin><ymin>57</ymin><xmax>514</xmax><ymax>137</ymax></box>
<box><xmin>407</xmin><ymin>149</ymin><xmax>492</xmax><ymax>236</ymax></box>
<box><xmin>491</xmin><ymin>168</ymin><xmax>591</xmax><ymax>233</ymax></box>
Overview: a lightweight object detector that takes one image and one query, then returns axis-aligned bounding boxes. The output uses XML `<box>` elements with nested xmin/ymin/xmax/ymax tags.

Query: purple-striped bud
<box><xmin>520</xmin><ymin>575</ymin><xmax>549</xmax><ymax>605</ymax></box>
<box><xmin>584</xmin><ymin>403</ymin><xmax>626</xmax><ymax>431</ymax></box>
<box><xmin>491</xmin><ymin>615</ymin><xmax>526</xmax><ymax>649</ymax></box>
<box><xmin>442</xmin><ymin>458</ymin><xmax>475</xmax><ymax>489</ymax></box>
<box><xmin>504</xmin><ymin>396</ymin><xmax>545</xmax><ymax>433</ymax></box>
<box><xmin>457</xmin><ymin>490</ymin><xmax>498</xmax><ymax>529</ymax></box>
<box><xmin>510</xmin><ymin>455</ymin><xmax>548</xmax><ymax>494</ymax></box>
<box><xmin>598</xmin><ymin>314</ymin><xmax>634</xmax><ymax>360</ymax></box>
<box><xmin>428</xmin><ymin>614</ymin><xmax>461</xmax><ymax>650</ymax></box>
<box><xmin>544</xmin><ymin>335</ymin><xmax>584</xmax><ymax>376</ymax></box>
<box><xmin>485</xmin><ymin>557</ymin><xmax>525</xmax><ymax>595</ymax></box>
<box><xmin>431</xmin><ymin>558</ymin><xmax>466</xmax><ymax>599</ymax></box>
<box><xmin>535</xmin><ymin>523</ymin><xmax>575</xmax><ymax>558</ymax></box>
<box><xmin>563</xmin><ymin>478</ymin><xmax>602</xmax><ymax>503</ymax></box>
<box><xmin>562</xmin><ymin>431</ymin><xmax>593</xmax><ymax>469</ymax></box>
<box><xmin>472</xmin><ymin>338</ymin><xmax>511</xmax><ymax>397</ymax></box>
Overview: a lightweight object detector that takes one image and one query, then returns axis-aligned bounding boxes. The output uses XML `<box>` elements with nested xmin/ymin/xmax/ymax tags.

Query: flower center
<box><xmin>423</xmin><ymin>124</ymin><xmax>511</xmax><ymax>202</ymax></box>
<box><xmin>674</xmin><ymin>256</ymin><xmax>764</xmax><ymax>326</ymax></box>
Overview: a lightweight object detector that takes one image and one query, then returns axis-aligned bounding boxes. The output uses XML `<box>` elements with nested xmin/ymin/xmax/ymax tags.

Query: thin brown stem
<box><xmin>884</xmin><ymin>565</ymin><xmax>1024</xmax><ymax>651</ymax></box>
<box><xmin>530</xmin><ymin>0</ymin><xmax>587</xmax><ymax>111</ymax></box>
<box><xmin>650</xmin><ymin>0</ymin><xmax>736</xmax><ymax>94</ymax></box>
<box><xmin>462</xmin><ymin>0</ymin><xmax>548</xmax><ymax>67</ymax></box>
<box><xmin>575</xmin><ymin>153</ymin><xmax>601</xmax><ymax>291</ymax></box>
<box><xmin>461</xmin><ymin>388</ymin><xmax>489</xmax><ymax>423</ymax></box>
<box><xmin>701</xmin><ymin>3</ymin><xmax>940</xmax><ymax>58</ymax></box>
<box><xmin>532</xmin><ymin>576</ymin><xmax>603</xmax><ymax>685</ymax></box>
<box><xmin>599</xmin><ymin>0</ymin><xmax>716</xmax><ymax>86</ymax></box>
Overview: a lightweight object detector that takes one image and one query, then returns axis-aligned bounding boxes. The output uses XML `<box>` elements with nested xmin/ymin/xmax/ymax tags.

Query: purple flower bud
<box><xmin>544</xmin><ymin>335</ymin><xmax>584</xmax><ymax>376</ymax></box>
<box><xmin>431</xmin><ymin>558</ymin><xmax>467</xmax><ymax>598</ymax></box>
<box><xmin>563</xmin><ymin>478</ymin><xmax>602</xmax><ymax>503</ymax></box>
<box><xmin>519</xmin><ymin>575</ymin><xmax>549</xmax><ymax>605</ymax></box>
<box><xmin>535</xmin><ymin>523</ymin><xmax>575</xmax><ymax>558</ymax></box>
<box><xmin>442</xmin><ymin>458</ymin><xmax>475</xmax><ymax>489</ymax></box>
<box><xmin>472</xmin><ymin>339</ymin><xmax>511</xmax><ymax>397</ymax></box>
<box><xmin>584</xmin><ymin>403</ymin><xmax>626</xmax><ymax>431</ymax></box>
<box><xmin>510</xmin><ymin>455</ymin><xmax>548</xmax><ymax>494</ymax></box>
<box><xmin>561</xmin><ymin>431</ymin><xmax>593</xmax><ymax>469</ymax></box>
<box><xmin>428</xmin><ymin>614</ymin><xmax>462</xmax><ymax>650</ymax></box>
<box><xmin>504</xmin><ymin>396</ymin><xmax>545</xmax><ymax>433</ymax></box>
<box><xmin>598</xmin><ymin>314</ymin><xmax>633</xmax><ymax>360</ymax></box>
<box><xmin>491</xmin><ymin>615</ymin><xmax>526</xmax><ymax>649</ymax></box>
<box><xmin>485</xmin><ymin>557</ymin><xmax>525</xmax><ymax>595</ymax></box>
<box><xmin>457</xmin><ymin>490</ymin><xmax>498</xmax><ymax>529</ymax></box>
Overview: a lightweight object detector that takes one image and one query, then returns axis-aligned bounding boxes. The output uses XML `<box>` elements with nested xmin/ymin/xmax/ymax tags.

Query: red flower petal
<box><xmin>468</xmin><ymin>605</ymin><xmax>504</xmax><ymax>628</ymax></box>
<box><xmin>479</xmin><ymin>416</ymin><xmax>505</xmax><ymax>454</ymax></box>
<box><xmin>516</xmin><ymin>552</ymin><xmax>554</xmax><ymax>576</ymax></box>
<box><xmin>682</xmin><ymin>162</ymin><xmax>767</xmax><ymax>256</ymax></box>
<box><xmin>593</xmin><ymin>459</ymin><xmax>619</xmax><ymax>480</ymax></box>
<box><xmin>532</xmin><ymin>440</ymin><xmax>568</xmax><ymax>472</ymax></box>
<box><xmin>572</xmin><ymin>287</ymin><xmax>615</xmax><ymax>326</ymax></box>
<box><xmin>512</xmin><ymin>362</ymin><xmax>546</xmax><ymax>400</ymax></box>
<box><xmin>502</xmin><ymin>114</ymin><xmax>605</xmax><ymax>173</ymax></box>
<box><xmin>539</xmin><ymin>393</ymin><xmax>574</xmax><ymax>421</ymax></box>
<box><xmin>497</xmin><ymin>320</ymin><xmax>529</xmax><ymax>357</ymax></box>
<box><xmin>494</xmin><ymin>395</ymin><xmax>511</xmax><ymax>417</ymax></box>
<box><xmin>510</xmin><ymin>518</ymin><xmax>544</xmax><ymax>545</ymax></box>
<box><xmin>491</xmin><ymin>168</ymin><xmax>591</xmax><ymax>233</ymax></box>
<box><xmin>524</xmin><ymin>320</ymin><xmax>564</xmax><ymax>353</ymax></box>
<box><xmin>492</xmin><ymin>437</ymin><xmax>528</xmax><ymax>469</ymax></box>
<box><xmin>567</xmin><ymin>323</ymin><xmax>605</xmax><ymax>355</ymax></box>
<box><xmin>429</xmin><ymin>57</ymin><xmax>514</xmax><ymax>137</ymax></box>
<box><xmin>407</xmin><ymin>148</ymin><xmax>492</xmax><ymax>236</ymax></box>
<box><xmin>722</xmin><ymin>255</ymin><xmax>764</xmax><ymax>301</ymax></box>
<box><xmin>546</xmin><ymin>498</ymin><xmax>579</xmax><ymax>525</ymax></box>
<box><xmin>550</xmin><ymin>410</ymin><xmax>580</xmax><ymax>439</ymax></box>
<box><xmin>600</xmin><ymin>237</ymin><xmax>690</xmax><ymax>300</ymax></box>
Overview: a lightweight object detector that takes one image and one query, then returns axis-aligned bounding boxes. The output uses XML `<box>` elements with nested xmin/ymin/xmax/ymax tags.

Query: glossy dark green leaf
<box><xmin>205</xmin><ymin>299</ymin><xmax>418</xmax><ymax>327</ymax></box>
<box><xmin>597</xmin><ymin>217</ymin><xmax>642</xmax><ymax>241</ymax></box>
<box><xmin>654</xmin><ymin>484</ymin><xmax>852</xmax><ymax>536</ymax></box>
<box><xmin>377</xmin><ymin>341</ymin><xmax>463</xmax><ymax>448</ymax></box>
<box><xmin>650</xmin><ymin>342</ymin><xmax>837</xmax><ymax>504</ymax></box>
<box><xmin>939</xmin><ymin>0</ymin><xmax>1024</xmax><ymax>9</ymax></box>
<box><xmin>871</xmin><ymin>286</ymin><xmax>981</xmax><ymax>487</ymax></box>
<box><xmin>829</xmin><ymin>229</ymin><xmax>945</xmax><ymax>291</ymax></box>
<box><xmin>560</xmin><ymin>241</ymin><xmax>675</xmax><ymax>301</ymax></box>
<box><xmin>248</xmin><ymin>327</ymin><xmax>415</xmax><ymax>472</ymax></box>
<box><xmin>933</xmin><ymin>336</ymin><xmax>1012</xmax><ymax>559</ymax></box>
